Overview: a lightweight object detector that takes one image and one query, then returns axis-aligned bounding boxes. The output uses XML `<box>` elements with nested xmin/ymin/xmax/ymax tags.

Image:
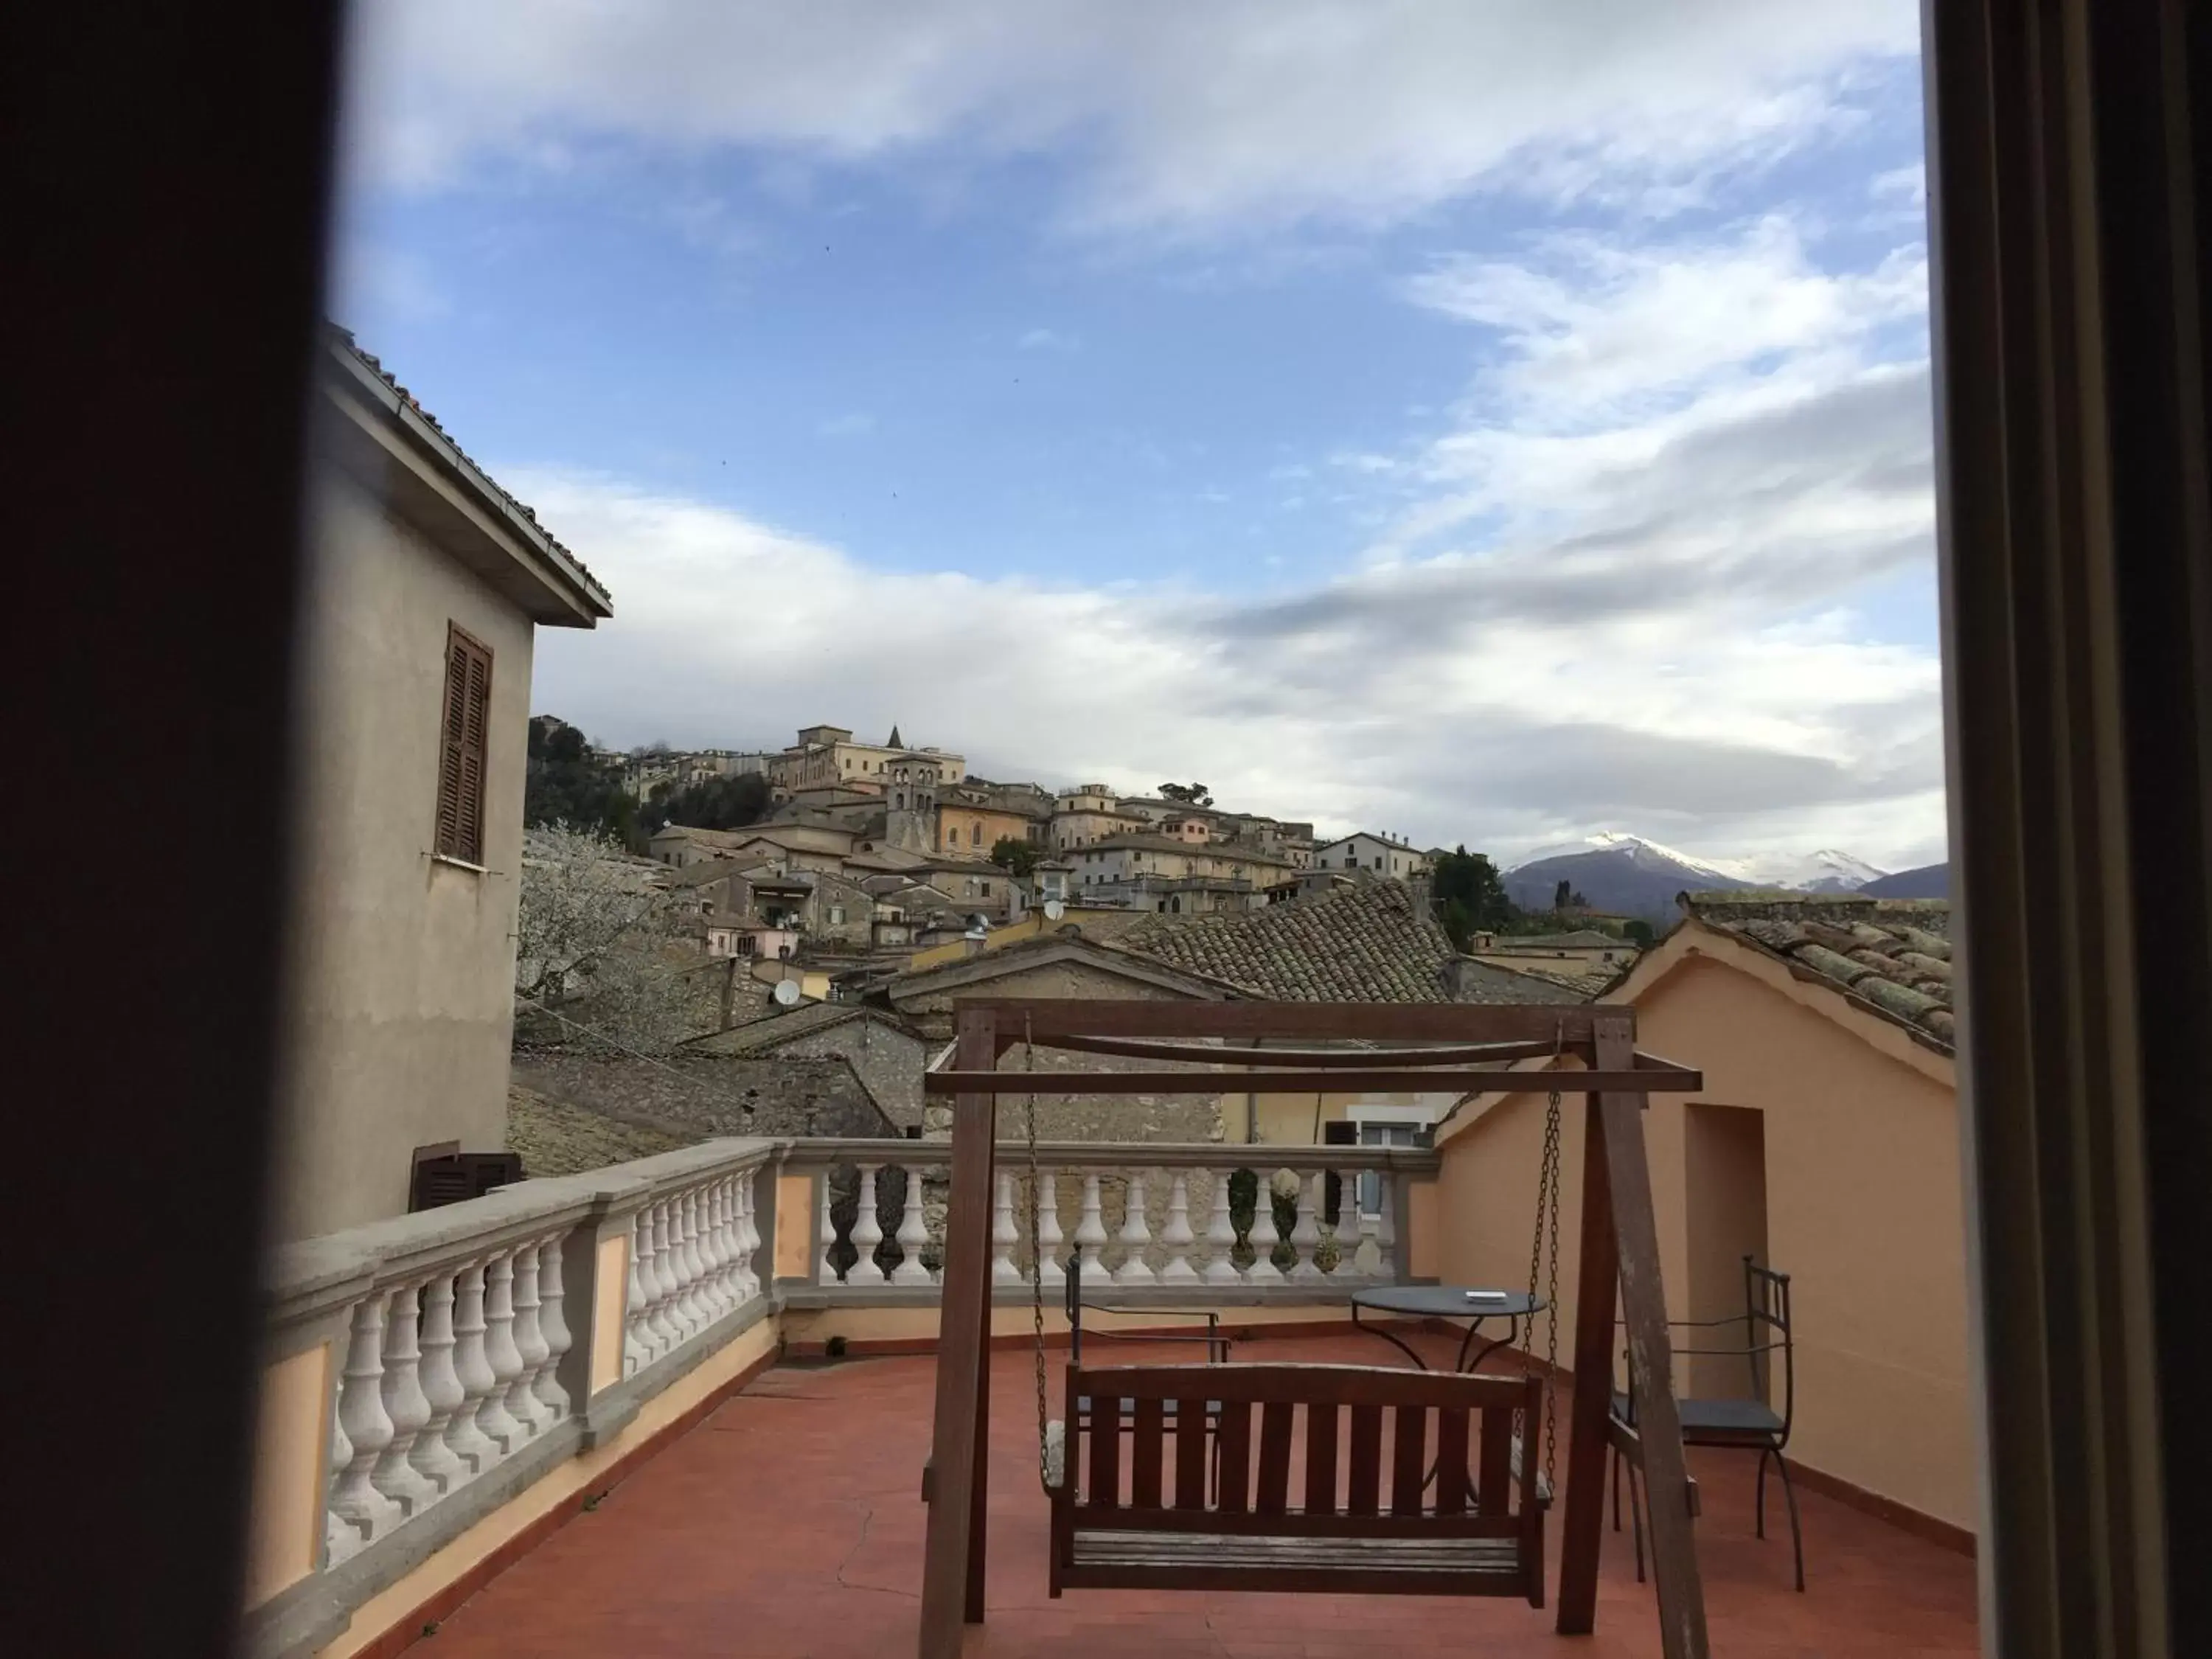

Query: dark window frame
<box><xmin>434</xmin><ymin>622</ymin><xmax>493</xmax><ymax>865</ymax></box>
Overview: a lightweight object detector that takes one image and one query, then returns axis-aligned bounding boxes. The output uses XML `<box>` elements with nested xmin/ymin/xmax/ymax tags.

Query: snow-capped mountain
<box><xmin>1501</xmin><ymin>832</ymin><xmax>1888</xmax><ymax>922</ymax></box>
<box><xmin>1732</xmin><ymin>849</ymin><xmax>1888</xmax><ymax>894</ymax></box>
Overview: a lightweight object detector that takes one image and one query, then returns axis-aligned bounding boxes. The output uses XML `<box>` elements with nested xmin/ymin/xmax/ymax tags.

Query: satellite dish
<box><xmin>773</xmin><ymin>978</ymin><xmax>801</xmax><ymax>1006</ymax></box>
<box><xmin>1043</xmin><ymin>899</ymin><xmax>1065</xmax><ymax>920</ymax></box>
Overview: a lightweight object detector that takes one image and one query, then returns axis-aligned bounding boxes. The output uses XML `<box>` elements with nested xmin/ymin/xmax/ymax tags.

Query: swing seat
<box><xmin>1049</xmin><ymin>1363</ymin><xmax>1547</xmax><ymax>1604</ymax></box>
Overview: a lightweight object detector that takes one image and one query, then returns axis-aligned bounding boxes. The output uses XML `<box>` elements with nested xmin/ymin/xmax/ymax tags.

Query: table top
<box><xmin>1352</xmin><ymin>1285</ymin><xmax>1545</xmax><ymax>1318</ymax></box>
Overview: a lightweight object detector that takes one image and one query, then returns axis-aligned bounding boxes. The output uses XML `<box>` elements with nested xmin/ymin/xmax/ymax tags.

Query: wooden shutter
<box><xmin>435</xmin><ymin>624</ymin><xmax>493</xmax><ymax>863</ymax></box>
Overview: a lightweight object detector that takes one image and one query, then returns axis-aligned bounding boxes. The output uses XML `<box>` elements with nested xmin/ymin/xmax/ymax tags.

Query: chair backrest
<box><xmin>1742</xmin><ymin>1256</ymin><xmax>1794</xmax><ymax>1434</ymax></box>
<box><xmin>1063</xmin><ymin>1363</ymin><xmax>1542</xmax><ymax>1533</ymax></box>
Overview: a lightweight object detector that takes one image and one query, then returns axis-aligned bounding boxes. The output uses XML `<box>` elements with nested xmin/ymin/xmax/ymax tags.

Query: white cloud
<box><xmin>344</xmin><ymin>1</ymin><xmax>1919</xmax><ymax>233</ymax></box>
<box><xmin>817</xmin><ymin>412</ymin><xmax>877</xmax><ymax>437</ymax></box>
<box><xmin>1018</xmin><ymin>327</ymin><xmax>1077</xmax><ymax>350</ymax></box>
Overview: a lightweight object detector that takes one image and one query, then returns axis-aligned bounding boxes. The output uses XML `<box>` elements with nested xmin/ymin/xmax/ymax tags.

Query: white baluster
<box><xmin>1036</xmin><ymin>1168</ymin><xmax>1066</xmax><ymax>1287</ymax></box>
<box><xmin>505</xmin><ymin>1243</ymin><xmax>553</xmax><ymax>1436</ymax></box>
<box><xmin>372</xmin><ymin>1283</ymin><xmax>439</xmax><ymax>1516</ymax></box>
<box><xmin>479</xmin><ymin>1251</ymin><xmax>528</xmax><ymax>1451</ymax></box>
<box><xmin>686</xmin><ymin>1185</ymin><xmax>719</xmax><ymax>1318</ymax></box>
<box><xmin>717</xmin><ymin>1175</ymin><xmax>745</xmax><ymax>1303</ymax></box>
<box><xmin>1334</xmin><ymin>1168</ymin><xmax>1365</xmax><ymax>1278</ymax></box>
<box><xmin>991</xmin><ymin>1169</ymin><xmax>1021</xmax><ymax>1284</ymax></box>
<box><xmin>411</xmin><ymin>1271</ymin><xmax>468</xmax><ymax>1495</ymax></box>
<box><xmin>846</xmin><ymin>1166</ymin><xmax>887</xmax><ymax>1285</ymax></box>
<box><xmin>1377</xmin><ymin>1177</ymin><xmax>1399</xmax><ymax>1281</ymax></box>
<box><xmin>671</xmin><ymin>1191</ymin><xmax>706</xmax><ymax>1334</ymax></box>
<box><xmin>326</xmin><ymin>1394</ymin><xmax>353</xmax><ymax>1562</ymax></box>
<box><xmin>1158</xmin><ymin>1172</ymin><xmax>1199</xmax><ymax>1283</ymax></box>
<box><xmin>1074</xmin><ymin>1173</ymin><xmax>1107</xmax><ymax>1280</ymax></box>
<box><xmin>1203</xmin><ymin>1167</ymin><xmax>1243</xmax><ymax>1284</ymax></box>
<box><xmin>693</xmin><ymin>1183</ymin><xmax>728</xmax><ymax>1318</ymax></box>
<box><xmin>1288</xmin><ymin>1172</ymin><xmax>1326</xmax><ymax>1281</ymax></box>
<box><xmin>625</xmin><ymin>1214</ymin><xmax>650</xmax><ymax>1375</ymax></box>
<box><xmin>818</xmin><ymin>1174</ymin><xmax>841</xmax><ymax>1284</ymax></box>
<box><xmin>329</xmin><ymin>1295</ymin><xmax>402</xmax><ymax>1546</ymax></box>
<box><xmin>1246</xmin><ymin>1168</ymin><xmax>1284</xmax><ymax>1284</ymax></box>
<box><xmin>1113</xmin><ymin>1172</ymin><xmax>1157</xmax><ymax>1284</ymax></box>
<box><xmin>893</xmin><ymin>1165</ymin><xmax>933</xmax><ymax>1284</ymax></box>
<box><xmin>1354</xmin><ymin>1172</ymin><xmax>1385</xmax><ymax>1279</ymax></box>
<box><xmin>534</xmin><ymin>1233</ymin><xmax>572</xmax><ymax>1419</ymax></box>
<box><xmin>445</xmin><ymin>1261</ymin><xmax>503</xmax><ymax>1473</ymax></box>
<box><xmin>645</xmin><ymin>1200</ymin><xmax>682</xmax><ymax>1349</ymax></box>
<box><xmin>736</xmin><ymin>1171</ymin><xmax>762</xmax><ymax>1298</ymax></box>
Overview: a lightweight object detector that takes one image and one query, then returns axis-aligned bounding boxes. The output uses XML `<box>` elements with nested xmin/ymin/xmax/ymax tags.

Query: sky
<box><xmin>330</xmin><ymin>0</ymin><xmax>1946</xmax><ymax>873</ymax></box>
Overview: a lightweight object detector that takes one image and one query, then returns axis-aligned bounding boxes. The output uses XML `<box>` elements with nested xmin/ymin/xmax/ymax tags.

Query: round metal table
<box><xmin>1350</xmin><ymin>1285</ymin><xmax>1547</xmax><ymax>1374</ymax></box>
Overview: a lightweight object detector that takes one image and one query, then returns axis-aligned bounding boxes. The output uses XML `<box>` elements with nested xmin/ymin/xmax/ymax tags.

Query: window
<box><xmin>1357</xmin><ymin>1121</ymin><xmax>1420</xmax><ymax>1214</ymax></box>
<box><xmin>434</xmin><ymin>623</ymin><xmax>493</xmax><ymax>863</ymax></box>
<box><xmin>980</xmin><ymin>880</ymin><xmax>992</xmax><ymax>897</ymax></box>
<box><xmin>829</xmin><ymin>905</ymin><xmax>846</xmax><ymax>925</ymax></box>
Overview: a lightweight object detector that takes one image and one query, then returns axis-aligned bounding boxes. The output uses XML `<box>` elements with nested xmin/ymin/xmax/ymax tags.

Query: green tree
<box><xmin>639</xmin><ymin>772</ymin><xmax>771</xmax><ymax>836</ymax></box>
<box><xmin>1158</xmin><ymin>782</ymin><xmax>1214</xmax><ymax>806</ymax></box>
<box><xmin>988</xmin><ymin>836</ymin><xmax>1041</xmax><ymax>877</ymax></box>
<box><xmin>1624</xmin><ymin>919</ymin><xmax>1655</xmax><ymax>947</ymax></box>
<box><xmin>1553</xmin><ymin>877</ymin><xmax>1572</xmax><ymax>911</ymax></box>
<box><xmin>1430</xmin><ymin>846</ymin><xmax>1515</xmax><ymax>948</ymax></box>
<box><xmin>524</xmin><ymin>716</ymin><xmax>636</xmax><ymax>843</ymax></box>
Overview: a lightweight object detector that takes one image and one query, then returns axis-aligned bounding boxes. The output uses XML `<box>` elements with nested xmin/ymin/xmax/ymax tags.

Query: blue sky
<box><xmin>333</xmin><ymin>1</ymin><xmax>1944</xmax><ymax>872</ymax></box>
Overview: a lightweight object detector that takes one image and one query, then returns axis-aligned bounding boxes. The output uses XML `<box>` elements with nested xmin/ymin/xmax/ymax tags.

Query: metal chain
<box><xmin>1524</xmin><ymin>1085</ymin><xmax>1565</xmax><ymax>1492</ymax></box>
<box><xmin>1022</xmin><ymin>1014</ymin><xmax>1051</xmax><ymax>1492</ymax></box>
<box><xmin>1541</xmin><ymin>1088</ymin><xmax>1563</xmax><ymax>1489</ymax></box>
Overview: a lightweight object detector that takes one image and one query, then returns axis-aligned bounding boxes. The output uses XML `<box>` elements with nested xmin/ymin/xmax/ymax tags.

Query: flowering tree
<box><xmin>515</xmin><ymin>824</ymin><xmax>696</xmax><ymax>1053</ymax></box>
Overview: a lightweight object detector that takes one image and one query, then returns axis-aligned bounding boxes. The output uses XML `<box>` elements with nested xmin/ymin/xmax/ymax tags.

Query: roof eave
<box><xmin>321</xmin><ymin>342</ymin><xmax>613</xmax><ymax>628</ymax></box>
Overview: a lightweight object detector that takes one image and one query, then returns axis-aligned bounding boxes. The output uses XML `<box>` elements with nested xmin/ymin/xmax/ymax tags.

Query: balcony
<box><xmin>243</xmin><ymin>1138</ymin><xmax>1978</xmax><ymax>1659</ymax></box>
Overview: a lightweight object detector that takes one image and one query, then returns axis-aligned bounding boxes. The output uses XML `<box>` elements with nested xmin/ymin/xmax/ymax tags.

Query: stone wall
<box><xmin>761</xmin><ymin>1019</ymin><xmax>928</xmax><ymax>1130</ymax></box>
<box><xmin>892</xmin><ymin>956</ymin><xmax>1225</xmax><ymax>1141</ymax></box>
<box><xmin>509</xmin><ymin>1048</ymin><xmax>896</xmax><ymax>1141</ymax></box>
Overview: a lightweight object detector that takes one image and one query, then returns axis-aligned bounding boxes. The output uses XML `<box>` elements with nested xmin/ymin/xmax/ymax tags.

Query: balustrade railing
<box><xmin>250</xmin><ymin>1133</ymin><xmax>1434</xmax><ymax>1658</ymax></box>
<box><xmin>261</xmin><ymin>1139</ymin><xmax>776</xmax><ymax>1606</ymax></box>
<box><xmin>781</xmin><ymin>1141</ymin><xmax>1433</xmax><ymax>1299</ymax></box>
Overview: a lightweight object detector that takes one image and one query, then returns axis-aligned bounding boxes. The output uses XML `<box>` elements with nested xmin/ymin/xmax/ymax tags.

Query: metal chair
<box><xmin>1065</xmin><ymin>1255</ymin><xmax>1229</xmax><ymax>1497</ymax></box>
<box><xmin>1611</xmin><ymin>1257</ymin><xmax>1802</xmax><ymax>1590</ymax></box>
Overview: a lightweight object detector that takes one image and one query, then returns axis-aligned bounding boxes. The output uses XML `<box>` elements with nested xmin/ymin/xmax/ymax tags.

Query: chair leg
<box><xmin>1773</xmin><ymin>1452</ymin><xmax>1806</xmax><ymax>1592</ymax></box>
<box><xmin>1627</xmin><ymin>1461</ymin><xmax>1647</xmax><ymax>1585</ymax></box>
<box><xmin>1756</xmin><ymin>1446</ymin><xmax>1770</xmax><ymax>1540</ymax></box>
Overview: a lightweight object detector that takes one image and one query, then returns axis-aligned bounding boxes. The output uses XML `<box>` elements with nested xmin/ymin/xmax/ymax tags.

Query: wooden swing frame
<box><xmin>914</xmin><ymin>998</ymin><xmax>1712</xmax><ymax>1659</ymax></box>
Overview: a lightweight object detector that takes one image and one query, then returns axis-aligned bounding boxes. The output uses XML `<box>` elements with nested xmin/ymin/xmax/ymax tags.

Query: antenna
<box><xmin>1043</xmin><ymin>899</ymin><xmax>1065</xmax><ymax>920</ymax></box>
<box><xmin>773</xmin><ymin>978</ymin><xmax>801</xmax><ymax>1006</ymax></box>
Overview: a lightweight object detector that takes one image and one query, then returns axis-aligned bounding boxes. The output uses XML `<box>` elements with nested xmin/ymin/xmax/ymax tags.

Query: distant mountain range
<box><xmin>1857</xmin><ymin>862</ymin><xmax>1950</xmax><ymax>899</ymax></box>
<box><xmin>1500</xmin><ymin>832</ymin><xmax>1941</xmax><ymax>923</ymax></box>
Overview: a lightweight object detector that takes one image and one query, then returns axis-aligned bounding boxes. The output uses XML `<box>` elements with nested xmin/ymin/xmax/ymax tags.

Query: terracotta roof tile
<box><xmin>1116</xmin><ymin>880</ymin><xmax>1587</xmax><ymax>1005</ymax></box>
<box><xmin>1683</xmin><ymin>890</ymin><xmax>1955</xmax><ymax>1052</ymax></box>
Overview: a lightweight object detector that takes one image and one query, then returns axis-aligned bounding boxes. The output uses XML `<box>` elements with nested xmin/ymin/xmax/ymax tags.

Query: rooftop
<box><xmin>1681</xmin><ymin>890</ymin><xmax>1955</xmax><ymax>1050</ymax></box>
<box><xmin>1116</xmin><ymin>879</ymin><xmax>1582</xmax><ymax>1004</ymax></box>
<box><xmin>403</xmin><ymin>1332</ymin><xmax>1978</xmax><ymax>1659</ymax></box>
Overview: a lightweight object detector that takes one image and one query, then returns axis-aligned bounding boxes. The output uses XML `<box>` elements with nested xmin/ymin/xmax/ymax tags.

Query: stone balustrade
<box><xmin>246</xmin><ymin>1135</ymin><xmax>1437</xmax><ymax>1658</ymax></box>
<box><xmin>251</xmin><ymin>1140</ymin><xmax>779</xmax><ymax>1658</ymax></box>
<box><xmin>782</xmin><ymin>1141</ymin><xmax>1433</xmax><ymax>1301</ymax></box>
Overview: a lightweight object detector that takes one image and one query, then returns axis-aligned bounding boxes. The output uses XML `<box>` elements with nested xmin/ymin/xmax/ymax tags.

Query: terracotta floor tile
<box><xmin>408</xmin><ymin>1333</ymin><xmax>1978</xmax><ymax>1658</ymax></box>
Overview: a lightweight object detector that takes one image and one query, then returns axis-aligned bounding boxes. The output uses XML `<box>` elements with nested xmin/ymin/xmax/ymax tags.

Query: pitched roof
<box><xmin>1680</xmin><ymin>890</ymin><xmax>1955</xmax><ymax>1050</ymax></box>
<box><xmin>684</xmin><ymin>1001</ymin><xmax>918</xmax><ymax>1055</ymax></box>
<box><xmin>1114</xmin><ymin>880</ymin><xmax>1581</xmax><ymax>1004</ymax></box>
<box><xmin>1484</xmin><ymin>930</ymin><xmax>1627</xmax><ymax>950</ymax></box>
<box><xmin>325</xmin><ymin>325</ymin><xmax>611</xmax><ymax>610</ymax></box>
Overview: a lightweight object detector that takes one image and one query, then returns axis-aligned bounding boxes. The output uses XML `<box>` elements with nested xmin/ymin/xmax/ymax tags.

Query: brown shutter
<box><xmin>435</xmin><ymin>624</ymin><xmax>494</xmax><ymax>863</ymax></box>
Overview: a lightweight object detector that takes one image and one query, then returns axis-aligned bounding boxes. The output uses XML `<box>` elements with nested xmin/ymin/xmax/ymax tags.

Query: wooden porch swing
<box><xmin>914</xmin><ymin>999</ymin><xmax>1714</xmax><ymax>1659</ymax></box>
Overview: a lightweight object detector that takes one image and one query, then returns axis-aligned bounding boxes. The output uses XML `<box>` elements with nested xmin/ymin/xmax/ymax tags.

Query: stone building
<box><xmin>683</xmin><ymin>1002</ymin><xmax>927</xmax><ymax>1131</ymax></box>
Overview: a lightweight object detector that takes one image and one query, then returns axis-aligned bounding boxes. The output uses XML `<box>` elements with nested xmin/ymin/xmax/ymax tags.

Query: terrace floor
<box><xmin>414</xmin><ymin>1330</ymin><xmax>1979</xmax><ymax>1658</ymax></box>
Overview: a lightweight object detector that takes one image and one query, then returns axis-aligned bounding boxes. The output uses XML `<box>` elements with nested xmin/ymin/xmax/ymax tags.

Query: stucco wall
<box><xmin>894</xmin><ymin>957</ymin><xmax>1224</xmax><ymax>1141</ymax></box>
<box><xmin>271</xmin><ymin>470</ymin><xmax>535</xmax><ymax>1241</ymax></box>
<box><xmin>1434</xmin><ymin>953</ymin><xmax>1975</xmax><ymax>1531</ymax></box>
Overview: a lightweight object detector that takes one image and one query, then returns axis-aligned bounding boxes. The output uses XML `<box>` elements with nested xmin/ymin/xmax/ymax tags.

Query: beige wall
<box><xmin>1436</xmin><ymin>951</ymin><xmax>1975</xmax><ymax>1531</ymax></box>
<box><xmin>243</xmin><ymin>1342</ymin><xmax>333</xmax><ymax>1608</ymax></box>
<box><xmin>271</xmin><ymin>470</ymin><xmax>535</xmax><ymax>1240</ymax></box>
